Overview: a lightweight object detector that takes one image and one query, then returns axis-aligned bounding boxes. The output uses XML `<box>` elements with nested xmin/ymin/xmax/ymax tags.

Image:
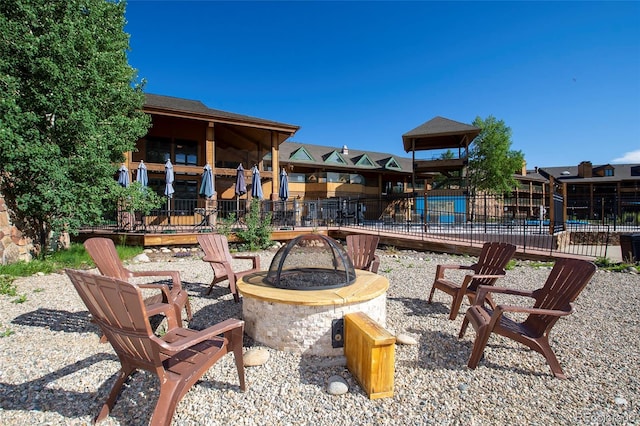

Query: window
<box><xmin>324</xmin><ymin>151</ymin><xmax>347</xmax><ymax>164</ymax></box>
<box><xmin>175</xmin><ymin>139</ymin><xmax>198</xmax><ymax>166</ymax></box>
<box><xmin>146</xmin><ymin>137</ymin><xmax>171</xmax><ymax>164</ymax></box>
<box><xmin>354</xmin><ymin>154</ymin><xmax>375</xmax><ymax>167</ymax></box>
<box><xmin>604</xmin><ymin>169</ymin><xmax>614</xmax><ymax>177</ymax></box>
<box><xmin>290</xmin><ymin>147</ymin><xmax>314</xmax><ymax>161</ymax></box>
<box><xmin>384</xmin><ymin>157</ymin><xmax>402</xmax><ymax>170</ymax></box>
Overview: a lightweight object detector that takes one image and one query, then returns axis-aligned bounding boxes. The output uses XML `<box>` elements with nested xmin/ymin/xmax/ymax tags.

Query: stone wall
<box><xmin>0</xmin><ymin>196</ymin><xmax>33</xmax><ymax>264</ymax></box>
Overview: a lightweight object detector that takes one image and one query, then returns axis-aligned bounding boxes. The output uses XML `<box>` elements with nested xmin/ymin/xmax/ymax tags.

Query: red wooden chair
<box><xmin>428</xmin><ymin>242</ymin><xmax>516</xmax><ymax>320</ymax></box>
<box><xmin>458</xmin><ymin>258</ymin><xmax>597</xmax><ymax>379</ymax></box>
<box><xmin>345</xmin><ymin>234</ymin><xmax>380</xmax><ymax>273</ymax></box>
<box><xmin>197</xmin><ymin>234</ymin><xmax>260</xmax><ymax>302</ymax></box>
<box><xmin>84</xmin><ymin>237</ymin><xmax>192</xmax><ymax>325</ymax></box>
<box><xmin>66</xmin><ymin>269</ymin><xmax>245</xmax><ymax>425</ymax></box>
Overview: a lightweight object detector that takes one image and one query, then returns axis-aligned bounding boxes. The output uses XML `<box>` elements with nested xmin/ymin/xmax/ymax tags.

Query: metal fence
<box><xmin>84</xmin><ymin>193</ymin><xmax>634</xmax><ymax>259</ymax></box>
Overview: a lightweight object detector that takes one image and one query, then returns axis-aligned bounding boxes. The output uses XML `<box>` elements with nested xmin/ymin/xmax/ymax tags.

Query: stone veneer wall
<box><xmin>0</xmin><ymin>196</ymin><xmax>33</xmax><ymax>264</ymax></box>
<box><xmin>242</xmin><ymin>293</ymin><xmax>387</xmax><ymax>357</ymax></box>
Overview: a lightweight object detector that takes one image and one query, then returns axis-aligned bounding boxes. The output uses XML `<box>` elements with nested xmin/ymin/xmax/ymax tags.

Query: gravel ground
<box><xmin>0</xmin><ymin>248</ymin><xmax>638</xmax><ymax>425</ymax></box>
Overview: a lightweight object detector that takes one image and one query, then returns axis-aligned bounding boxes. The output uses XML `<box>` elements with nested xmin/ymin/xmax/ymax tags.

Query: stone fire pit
<box><xmin>237</xmin><ymin>234</ymin><xmax>389</xmax><ymax>356</ymax></box>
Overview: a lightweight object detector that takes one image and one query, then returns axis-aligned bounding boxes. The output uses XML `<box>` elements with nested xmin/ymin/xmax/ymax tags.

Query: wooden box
<box><xmin>344</xmin><ymin>312</ymin><xmax>396</xmax><ymax>399</ymax></box>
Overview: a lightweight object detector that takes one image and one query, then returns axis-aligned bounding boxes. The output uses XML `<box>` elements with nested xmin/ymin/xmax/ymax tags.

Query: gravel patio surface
<box><xmin>0</xmin><ymin>248</ymin><xmax>638</xmax><ymax>425</ymax></box>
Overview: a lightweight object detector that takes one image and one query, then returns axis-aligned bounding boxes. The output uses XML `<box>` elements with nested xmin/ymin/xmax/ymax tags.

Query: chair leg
<box><xmin>427</xmin><ymin>282</ymin><xmax>437</xmax><ymax>303</ymax></box>
<box><xmin>467</xmin><ymin>326</ymin><xmax>492</xmax><ymax>369</ymax></box>
<box><xmin>227</xmin><ymin>327</ymin><xmax>246</xmax><ymax>391</ymax></box>
<box><xmin>536</xmin><ymin>337</ymin><xmax>567</xmax><ymax>379</ymax></box>
<box><xmin>448</xmin><ymin>292</ymin><xmax>465</xmax><ymax>321</ymax></box>
<box><xmin>150</xmin><ymin>379</ymin><xmax>181</xmax><ymax>426</ymax></box>
<box><xmin>95</xmin><ymin>366</ymin><xmax>134</xmax><ymax>423</ymax></box>
<box><xmin>184</xmin><ymin>298</ymin><xmax>193</xmax><ymax>322</ymax></box>
<box><xmin>458</xmin><ymin>316</ymin><xmax>470</xmax><ymax>338</ymax></box>
<box><xmin>206</xmin><ymin>279</ymin><xmax>215</xmax><ymax>295</ymax></box>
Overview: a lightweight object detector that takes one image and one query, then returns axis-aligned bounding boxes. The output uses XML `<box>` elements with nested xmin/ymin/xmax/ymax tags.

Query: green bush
<box><xmin>236</xmin><ymin>202</ymin><xmax>273</xmax><ymax>251</ymax></box>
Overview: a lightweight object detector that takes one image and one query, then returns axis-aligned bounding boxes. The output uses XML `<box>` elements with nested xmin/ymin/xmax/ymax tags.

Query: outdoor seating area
<box><xmin>2</xmin><ymin>241</ymin><xmax>638</xmax><ymax>424</ymax></box>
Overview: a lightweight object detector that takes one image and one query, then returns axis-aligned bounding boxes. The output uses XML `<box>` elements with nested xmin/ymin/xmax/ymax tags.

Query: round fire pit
<box><xmin>237</xmin><ymin>269</ymin><xmax>389</xmax><ymax>356</ymax></box>
<box><xmin>267</xmin><ymin>234</ymin><xmax>356</xmax><ymax>290</ymax></box>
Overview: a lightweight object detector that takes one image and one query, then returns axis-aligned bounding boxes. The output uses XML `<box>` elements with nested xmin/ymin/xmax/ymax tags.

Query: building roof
<box><xmin>539</xmin><ymin>163</ymin><xmax>640</xmax><ymax>183</ymax></box>
<box><xmin>402</xmin><ymin>116</ymin><xmax>481</xmax><ymax>152</ymax></box>
<box><xmin>144</xmin><ymin>93</ymin><xmax>300</xmax><ymax>133</ymax></box>
<box><xmin>279</xmin><ymin>142</ymin><xmax>413</xmax><ymax>174</ymax></box>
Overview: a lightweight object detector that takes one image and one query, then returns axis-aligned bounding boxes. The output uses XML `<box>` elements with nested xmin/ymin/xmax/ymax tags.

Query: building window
<box><xmin>175</xmin><ymin>139</ymin><xmax>198</xmax><ymax>166</ymax></box>
<box><xmin>146</xmin><ymin>137</ymin><xmax>171</xmax><ymax>163</ymax></box>
<box><xmin>290</xmin><ymin>147</ymin><xmax>314</xmax><ymax>161</ymax></box>
<box><xmin>604</xmin><ymin>169</ymin><xmax>614</xmax><ymax>177</ymax></box>
<box><xmin>324</xmin><ymin>151</ymin><xmax>347</xmax><ymax>164</ymax></box>
<box><xmin>355</xmin><ymin>154</ymin><xmax>375</xmax><ymax>167</ymax></box>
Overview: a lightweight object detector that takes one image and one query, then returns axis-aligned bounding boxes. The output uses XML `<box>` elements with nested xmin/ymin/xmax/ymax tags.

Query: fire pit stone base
<box><xmin>242</xmin><ymin>293</ymin><xmax>387</xmax><ymax>356</ymax></box>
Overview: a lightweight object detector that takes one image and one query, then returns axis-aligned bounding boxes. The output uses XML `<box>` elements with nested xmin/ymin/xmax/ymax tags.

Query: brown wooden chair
<box><xmin>65</xmin><ymin>269</ymin><xmax>245</xmax><ymax>425</ymax></box>
<box><xmin>458</xmin><ymin>258</ymin><xmax>597</xmax><ymax>379</ymax></box>
<box><xmin>428</xmin><ymin>242</ymin><xmax>516</xmax><ymax>320</ymax></box>
<box><xmin>197</xmin><ymin>234</ymin><xmax>261</xmax><ymax>302</ymax></box>
<box><xmin>345</xmin><ymin>234</ymin><xmax>380</xmax><ymax>273</ymax></box>
<box><xmin>84</xmin><ymin>237</ymin><xmax>192</xmax><ymax>325</ymax></box>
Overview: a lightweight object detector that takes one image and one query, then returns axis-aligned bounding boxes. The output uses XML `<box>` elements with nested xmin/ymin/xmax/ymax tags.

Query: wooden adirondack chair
<box><xmin>345</xmin><ymin>234</ymin><xmax>380</xmax><ymax>273</ymax></box>
<box><xmin>428</xmin><ymin>242</ymin><xmax>516</xmax><ymax>320</ymax></box>
<box><xmin>84</xmin><ymin>237</ymin><xmax>192</xmax><ymax>325</ymax></box>
<box><xmin>65</xmin><ymin>269</ymin><xmax>245</xmax><ymax>425</ymax></box>
<box><xmin>197</xmin><ymin>234</ymin><xmax>261</xmax><ymax>302</ymax></box>
<box><xmin>458</xmin><ymin>258</ymin><xmax>597</xmax><ymax>379</ymax></box>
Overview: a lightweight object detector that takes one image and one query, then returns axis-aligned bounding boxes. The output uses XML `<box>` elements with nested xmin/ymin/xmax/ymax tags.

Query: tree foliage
<box><xmin>0</xmin><ymin>0</ymin><xmax>150</xmax><ymax>256</ymax></box>
<box><xmin>467</xmin><ymin>116</ymin><xmax>524</xmax><ymax>195</ymax></box>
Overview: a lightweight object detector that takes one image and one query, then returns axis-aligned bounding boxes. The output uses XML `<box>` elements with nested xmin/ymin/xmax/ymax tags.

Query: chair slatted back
<box><xmin>66</xmin><ymin>269</ymin><xmax>160</xmax><ymax>369</ymax></box>
<box><xmin>84</xmin><ymin>238</ymin><xmax>132</xmax><ymax>281</ymax></box>
<box><xmin>346</xmin><ymin>234</ymin><xmax>379</xmax><ymax>271</ymax></box>
<box><xmin>469</xmin><ymin>242</ymin><xmax>517</xmax><ymax>291</ymax></box>
<box><xmin>525</xmin><ymin>258</ymin><xmax>596</xmax><ymax>335</ymax></box>
<box><xmin>197</xmin><ymin>234</ymin><xmax>232</xmax><ymax>279</ymax></box>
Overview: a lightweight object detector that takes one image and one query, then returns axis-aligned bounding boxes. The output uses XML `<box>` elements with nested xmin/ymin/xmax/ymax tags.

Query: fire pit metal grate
<box><xmin>266</xmin><ymin>234</ymin><xmax>356</xmax><ymax>290</ymax></box>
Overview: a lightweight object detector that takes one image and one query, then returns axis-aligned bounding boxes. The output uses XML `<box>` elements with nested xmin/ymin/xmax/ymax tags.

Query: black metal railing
<box><xmin>82</xmin><ymin>193</ymin><xmax>635</xmax><ymax>259</ymax></box>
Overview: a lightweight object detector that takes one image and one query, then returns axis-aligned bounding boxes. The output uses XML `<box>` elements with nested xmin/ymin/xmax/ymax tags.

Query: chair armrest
<box><xmin>131</xmin><ymin>270</ymin><xmax>182</xmax><ymax>291</ymax></box>
<box><xmin>496</xmin><ymin>304</ymin><xmax>573</xmax><ymax>317</ymax></box>
<box><xmin>435</xmin><ymin>264</ymin><xmax>473</xmax><ymax>279</ymax></box>
<box><xmin>474</xmin><ymin>285</ymin><xmax>535</xmax><ymax>306</ymax></box>
<box><xmin>145</xmin><ymin>302</ymin><xmax>180</xmax><ymax>328</ymax></box>
<box><xmin>138</xmin><ymin>283</ymin><xmax>171</xmax><ymax>302</ymax></box>
<box><xmin>232</xmin><ymin>254</ymin><xmax>261</xmax><ymax>269</ymax></box>
<box><xmin>158</xmin><ymin>318</ymin><xmax>244</xmax><ymax>353</ymax></box>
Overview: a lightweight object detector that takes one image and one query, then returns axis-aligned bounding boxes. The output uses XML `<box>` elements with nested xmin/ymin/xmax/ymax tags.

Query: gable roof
<box><xmin>402</xmin><ymin>116</ymin><xmax>481</xmax><ymax>152</ymax></box>
<box><xmin>279</xmin><ymin>142</ymin><xmax>412</xmax><ymax>173</ymax></box>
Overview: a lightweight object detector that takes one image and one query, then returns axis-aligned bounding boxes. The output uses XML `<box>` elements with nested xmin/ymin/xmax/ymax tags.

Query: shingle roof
<box><xmin>279</xmin><ymin>142</ymin><xmax>413</xmax><ymax>173</ymax></box>
<box><xmin>144</xmin><ymin>93</ymin><xmax>299</xmax><ymax>131</ymax></box>
<box><xmin>402</xmin><ymin>116</ymin><xmax>481</xmax><ymax>152</ymax></box>
<box><xmin>539</xmin><ymin>164</ymin><xmax>640</xmax><ymax>182</ymax></box>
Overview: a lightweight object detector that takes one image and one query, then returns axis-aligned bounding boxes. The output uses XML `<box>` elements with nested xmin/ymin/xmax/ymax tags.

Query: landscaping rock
<box><xmin>327</xmin><ymin>375</ymin><xmax>349</xmax><ymax>395</ymax></box>
<box><xmin>243</xmin><ymin>348</ymin><xmax>270</xmax><ymax>366</ymax></box>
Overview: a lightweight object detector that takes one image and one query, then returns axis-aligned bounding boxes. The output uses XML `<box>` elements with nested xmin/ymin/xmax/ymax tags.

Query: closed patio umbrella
<box><xmin>235</xmin><ymin>164</ymin><xmax>247</xmax><ymax>196</ymax></box>
<box><xmin>136</xmin><ymin>160</ymin><xmax>148</xmax><ymax>188</ymax></box>
<box><xmin>165</xmin><ymin>159</ymin><xmax>174</xmax><ymax>223</ymax></box>
<box><xmin>117</xmin><ymin>164</ymin><xmax>129</xmax><ymax>187</ymax></box>
<box><xmin>251</xmin><ymin>165</ymin><xmax>263</xmax><ymax>200</ymax></box>
<box><xmin>199</xmin><ymin>163</ymin><xmax>214</xmax><ymax>198</ymax></box>
<box><xmin>235</xmin><ymin>164</ymin><xmax>246</xmax><ymax>219</ymax></box>
<box><xmin>279</xmin><ymin>168</ymin><xmax>289</xmax><ymax>201</ymax></box>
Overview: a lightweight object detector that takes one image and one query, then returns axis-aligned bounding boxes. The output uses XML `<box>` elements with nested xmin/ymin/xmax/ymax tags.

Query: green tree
<box><xmin>0</xmin><ymin>0</ymin><xmax>150</xmax><ymax>257</ymax></box>
<box><xmin>468</xmin><ymin>116</ymin><xmax>524</xmax><ymax>196</ymax></box>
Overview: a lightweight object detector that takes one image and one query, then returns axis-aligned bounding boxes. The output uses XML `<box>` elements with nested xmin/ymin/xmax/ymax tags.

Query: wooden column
<box><xmin>271</xmin><ymin>131</ymin><xmax>279</xmax><ymax>201</ymax></box>
<box><xmin>206</xmin><ymin>122</ymin><xmax>217</xmax><ymax>225</ymax></box>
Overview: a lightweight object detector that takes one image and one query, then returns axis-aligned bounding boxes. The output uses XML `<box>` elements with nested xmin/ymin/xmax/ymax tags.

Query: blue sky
<box><xmin>124</xmin><ymin>1</ymin><xmax>640</xmax><ymax>168</ymax></box>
